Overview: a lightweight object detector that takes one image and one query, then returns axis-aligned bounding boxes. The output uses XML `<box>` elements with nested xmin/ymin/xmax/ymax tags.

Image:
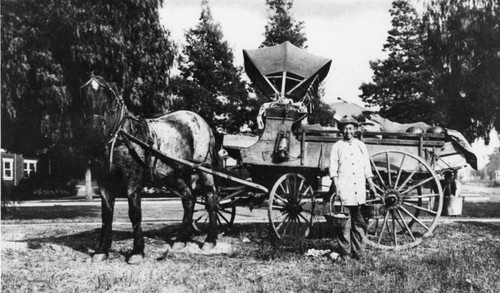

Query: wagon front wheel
<box><xmin>268</xmin><ymin>173</ymin><xmax>316</xmax><ymax>239</ymax></box>
<box><xmin>366</xmin><ymin>150</ymin><xmax>443</xmax><ymax>250</ymax></box>
<box><xmin>192</xmin><ymin>194</ymin><xmax>236</xmax><ymax>233</ymax></box>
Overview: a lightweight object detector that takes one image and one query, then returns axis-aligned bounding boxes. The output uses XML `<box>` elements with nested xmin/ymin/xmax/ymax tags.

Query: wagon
<box><xmin>217</xmin><ymin>41</ymin><xmax>477</xmax><ymax>250</ymax></box>
<box><xmin>124</xmin><ymin>42</ymin><xmax>477</xmax><ymax>250</ymax></box>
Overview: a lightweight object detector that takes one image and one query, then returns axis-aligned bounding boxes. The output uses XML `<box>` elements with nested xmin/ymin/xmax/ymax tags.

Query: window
<box><xmin>23</xmin><ymin>159</ymin><xmax>37</xmax><ymax>178</ymax></box>
<box><xmin>2</xmin><ymin>158</ymin><xmax>14</xmax><ymax>180</ymax></box>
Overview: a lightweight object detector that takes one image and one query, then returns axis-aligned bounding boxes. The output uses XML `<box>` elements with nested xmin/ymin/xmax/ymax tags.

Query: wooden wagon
<box><xmin>215</xmin><ymin>42</ymin><xmax>477</xmax><ymax>250</ymax></box>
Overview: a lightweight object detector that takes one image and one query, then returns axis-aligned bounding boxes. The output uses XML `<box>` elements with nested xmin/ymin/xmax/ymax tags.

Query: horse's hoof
<box><xmin>201</xmin><ymin>242</ymin><xmax>216</xmax><ymax>251</ymax></box>
<box><xmin>92</xmin><ymin>253</ymin><xmax>108</xmax><ymax>262</ymax></box>
<box><xmin>127</xmin><ymin>254</ymin><xmax>144</xmax><ymax>265</ymax></box>
<box><xmin>172</xmin><ymin>242</ymin><xmax>186</xmax><ymax>250</ymax></box>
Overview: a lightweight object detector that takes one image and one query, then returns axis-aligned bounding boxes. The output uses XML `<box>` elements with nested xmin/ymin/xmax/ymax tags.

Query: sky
<box><xmin>159</xmin><ymin>0</ymin><xmax>394</xmax><ymax>106</ymax></box>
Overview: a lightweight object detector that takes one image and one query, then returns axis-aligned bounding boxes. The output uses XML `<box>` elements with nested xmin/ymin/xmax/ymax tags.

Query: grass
<box><xmin>2</xmin><ymin>221</ymin><xmax>500</xmax><ymax>292</ymax></box>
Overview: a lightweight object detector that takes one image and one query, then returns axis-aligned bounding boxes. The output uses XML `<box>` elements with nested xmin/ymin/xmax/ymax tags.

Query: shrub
<box><xmin>10</xmin><ymin>173</ymin><xmax>78</xmax><ymax>200</ymax></box>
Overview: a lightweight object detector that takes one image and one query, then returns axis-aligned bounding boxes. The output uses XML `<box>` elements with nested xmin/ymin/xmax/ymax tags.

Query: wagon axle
<box><xmin>283</xmin><ymin>203</ymin><xmax>303</xmax><ymax>217</ymax></box>
<box><xmin>381</xmin><ymin>190</ymin><xmax>402</xmax><ymax>210</ymax></box>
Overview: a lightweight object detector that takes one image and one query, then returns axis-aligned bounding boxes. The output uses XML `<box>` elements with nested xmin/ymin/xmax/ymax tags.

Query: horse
<box><xmin>80</xmin><ymin>76</ymin><xmax>219</xmax><ymax>264</ymax></box>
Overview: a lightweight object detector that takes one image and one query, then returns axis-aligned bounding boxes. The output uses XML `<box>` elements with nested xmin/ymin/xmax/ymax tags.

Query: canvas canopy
<box><xmin>243</xmin><ymin>41</ymin><xmax>332</xmax><ymax>100</ymax></box>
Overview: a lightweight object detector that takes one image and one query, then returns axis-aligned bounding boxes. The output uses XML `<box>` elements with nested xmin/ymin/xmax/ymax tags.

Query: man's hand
<box><xmin>367</xmin><ymin>177</ymin><xmax>377</xmax><ymax>199</ymax></box>
<box><xmin>328</xmin><ymin>183</ymin><xmax>336</xmax><ymax>197</ymax></box>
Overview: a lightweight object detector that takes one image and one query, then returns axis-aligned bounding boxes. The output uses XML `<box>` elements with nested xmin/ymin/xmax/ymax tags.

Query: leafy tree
<box><xmin>360</xmin><ymin>0</ymin><xmax>436</xmax><ymax>123</ymax></box>
<box><xmin>1</xmin><ymin>0</ymin><xmax>176</xmax><ymax>177</ymax></box>
<box><xmin>261</xmin><ymin>0</ymin><xmax>307</xmax><ymax>48</ymax></box>
<box><xmin>260</xmin><ymin>0</ymin><xmax>333</xmax><ymax>126</ymax></box>
<box><xmin>361</xmin><ymin>0</ymin><xmax>500</xmax><ymax>143</ymax></box>
<box><xmin>422</xmin><ymin>0</ymin><xmax>500</xmax><ymax>143</ymax></box>
<box><xmin>171</xmin><ymin>0</ymin><xmax>256</xmax><ymax>133</ymax></box>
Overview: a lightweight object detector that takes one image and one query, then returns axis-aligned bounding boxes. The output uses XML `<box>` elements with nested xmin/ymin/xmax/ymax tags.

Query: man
<box><xmin>329</xmin><ymin>117</ymin><xmax>377</xmax><ymax>261</ymax></box>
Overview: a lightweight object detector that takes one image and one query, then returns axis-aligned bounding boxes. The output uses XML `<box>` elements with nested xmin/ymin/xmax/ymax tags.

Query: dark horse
<box><xmin>80</xmin><ymin>76</ymin><xmax>219</xmax><ymax>264</ymax></box>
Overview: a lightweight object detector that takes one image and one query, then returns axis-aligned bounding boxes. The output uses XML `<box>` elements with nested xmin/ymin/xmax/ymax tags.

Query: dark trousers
<box><xmin>337</xmin><ymin>205</ymin><xmax>367</xmax><ymax>257</ymax></box>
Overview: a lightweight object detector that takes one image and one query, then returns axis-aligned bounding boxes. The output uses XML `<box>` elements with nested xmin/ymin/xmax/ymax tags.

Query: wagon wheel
<box><xmin>366</xmin><ymin>150</ymin><xmax>443</xmax><ymax>250</ymax></box>
<box><xmin>192</xmin><ymin>192</ymin><xmax>236</xmax><ymax>233</ymax></box>
<box><xmin>268</xmin><ymin>173</ymin><xmax>316</xmax><ymax>239</ymax></box>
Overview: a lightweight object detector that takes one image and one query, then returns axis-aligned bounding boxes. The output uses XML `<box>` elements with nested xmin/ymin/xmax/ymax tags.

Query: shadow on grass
<box><xmin>20</xmin><ymin>224</ymin><xmax>184</xmax><ymax>257</ymax></box>
<box><xmin>462</xmin><ymin>202</ymin><xmax>500</xmax><ymax>217</ymax></box>
<box><xmin>18</xmin><ymin>221</ymin><xmax>339</xmax><ymax>260</ymax></box>
<box><xmin>453</xmin><ymin>221</ymin><xmax>500</xmax><ymax>235</ymax></box>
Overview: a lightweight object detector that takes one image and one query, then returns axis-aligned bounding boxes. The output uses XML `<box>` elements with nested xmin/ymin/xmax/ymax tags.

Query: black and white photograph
<box><xmin>1</xmin><ymin>0</ymin><xmax>499</xmax><ymax>292</ymax></box>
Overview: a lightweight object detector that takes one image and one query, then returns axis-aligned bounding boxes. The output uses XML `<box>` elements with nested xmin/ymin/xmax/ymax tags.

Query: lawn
<box><xmin>2</xmin><ymin>221</ymin><xmax>499</xmax><ymax>292</ymax></box>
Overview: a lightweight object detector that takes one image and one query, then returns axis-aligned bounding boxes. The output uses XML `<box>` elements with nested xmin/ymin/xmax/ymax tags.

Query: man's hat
<box><xmin>338</xmin><ymin>116</ymin><xmax>359</xmax><ymax>129</ymax></box>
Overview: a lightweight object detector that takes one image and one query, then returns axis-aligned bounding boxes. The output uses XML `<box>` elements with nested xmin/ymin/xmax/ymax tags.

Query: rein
<box><xmin>108</xmin><ymin>110</ymin><xmax>158</xmax><ymax>176</ymax></box>
<box><xmin>107</xmin><ymin>104</ymin><xmax>126</xmax><ymax>169</ymax></box>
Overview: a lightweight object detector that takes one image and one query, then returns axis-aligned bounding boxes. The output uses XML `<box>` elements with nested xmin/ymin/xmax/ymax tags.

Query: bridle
<box><xmin>81</xmin><ymin>76</ymin><xmax>127</xmax><ymax>168</ymax></box>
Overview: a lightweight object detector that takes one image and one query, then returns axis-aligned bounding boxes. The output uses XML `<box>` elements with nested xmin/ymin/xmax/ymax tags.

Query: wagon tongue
<box><xmin>243</xmin><ymin>41</ymin><xmax>332</xmax><ymax>101</ymax></box>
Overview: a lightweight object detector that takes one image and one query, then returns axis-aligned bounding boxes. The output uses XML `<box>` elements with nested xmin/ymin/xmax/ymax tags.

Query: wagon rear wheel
<box><xmin>366</xmin><ymin>150</ymin><xmax>443</xmax><ymax>250</ymax></box>
<box><xmin>192</xmin><ymin>192</ymin><xmax>236</xmax><ymax>233</ymax></box>
<box><xmin>268</xmin><ymin>173</ymin><xmax>316</xmax><ymax>239</ymax></box>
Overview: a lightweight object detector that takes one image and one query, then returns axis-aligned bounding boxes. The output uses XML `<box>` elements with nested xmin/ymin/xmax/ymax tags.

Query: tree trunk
<box><xmin>85</xmin><ymin>161</ymin><xmax>93</xmax><ymax>201</ymax></box>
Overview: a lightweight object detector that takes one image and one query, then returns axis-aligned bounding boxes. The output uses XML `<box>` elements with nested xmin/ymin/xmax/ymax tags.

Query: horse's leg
<box><xmin>170</xmin><ymin>176</ymin><xmax>195</xmax><ymax>249</ymax></box>
<box><xmin>199</xmin><ymin>172</ymin><xmax>219</xmax><ymax>251</ymax></box>
<box><xmin>127</xmin><ymin>188</ymin><xmax>145</xmax><ymax>264</ymax></box>
<box><xmin>93</xmin><ymin>188</ymin><xmax>115</xmax><ymax>261</ymax></box>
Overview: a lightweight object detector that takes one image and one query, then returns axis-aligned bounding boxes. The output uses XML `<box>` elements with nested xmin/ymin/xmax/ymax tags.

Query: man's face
<box><xmin>342</xmin><ymin>124</ymin><xmax>356</xmax><ymax>140</ymax></box>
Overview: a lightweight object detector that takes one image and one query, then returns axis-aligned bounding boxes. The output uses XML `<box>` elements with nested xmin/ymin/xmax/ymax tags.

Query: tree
<box><xmin>171</xmin><ymin>0</ymin><xmax>256</xmax><ymax>133</ymax></box>
<box><xmin>1</xmin><ymin>0</ymin><xmax>176</xmax><ymax>178</ymax></box>
<box><xmin>360</xmin><ymin>0</ymin><xmax>436</xmax><ymax>123</ymax></box>
<box><xmin>422</xmin><ymin>0</ymin><xmax>500</xmax><ymax>143</ymax></box>
<box><xmin>260</xmin><ymin>0</ymin><xmax>333</xmax><ymax>126</ymax></box>
<box><xmin>261</xmin><ymin>0</ymin><xmax>307</xmax><ymax>48</ymax></box>
<box><xmin>361</xmin><ymin>0</ymin><xmax>500</xmax><ymax>143</ymax></box>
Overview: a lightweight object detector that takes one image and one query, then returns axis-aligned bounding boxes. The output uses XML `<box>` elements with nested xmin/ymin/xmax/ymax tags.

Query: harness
<box><xmin>113</xmin><ymin>114</ymin><xmax>157</xmax><ymax>176</ymax></box>
<box><xmin>82</xmin><ymin>76</ymin><xmax>214</xmax><ymax>179</ymax></box>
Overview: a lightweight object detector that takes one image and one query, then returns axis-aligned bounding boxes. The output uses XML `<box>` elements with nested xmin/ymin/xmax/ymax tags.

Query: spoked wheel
<box><xmin>192</xmin><ymin>191</ymin><xmax>236</xmax><ymax>233</ymax></box>
<box><xmin>268</xmin><ymin>173</ymin><xmax>316</xmax><ymax>239</ymax></box>
<box><xmin>366</xmin><ymin>150</ymin><xmax>443</xmax><ymax>250</ymax></box>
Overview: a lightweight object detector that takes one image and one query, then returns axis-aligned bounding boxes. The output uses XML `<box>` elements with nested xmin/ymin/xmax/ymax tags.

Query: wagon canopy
<box><xmin>243</xmin><ymin>41</ymin><xmax>332</xmax><ymax>100</ymax></box>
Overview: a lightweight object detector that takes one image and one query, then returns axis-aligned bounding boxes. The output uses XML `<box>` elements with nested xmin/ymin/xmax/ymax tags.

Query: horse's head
<box><xmin>80</xmin><ymin>76</ymin><xmax>124</xmax><ymax>144</ymax></box>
